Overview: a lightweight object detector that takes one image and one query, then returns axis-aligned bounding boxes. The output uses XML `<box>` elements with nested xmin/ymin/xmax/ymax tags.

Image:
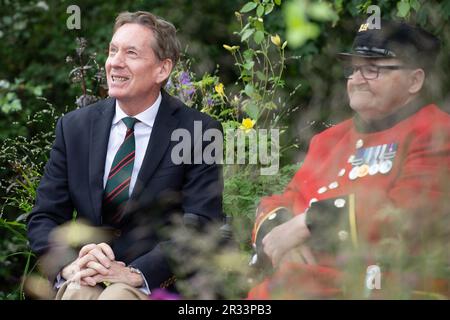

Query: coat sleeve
<box><xmin>251</xmin><ymin>134</ymin><xmax>322</xmax><ymax>243</ymax></box>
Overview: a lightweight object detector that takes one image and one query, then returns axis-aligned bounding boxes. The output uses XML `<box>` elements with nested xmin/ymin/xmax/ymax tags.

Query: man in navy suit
<box><xmin>27</xmin><ymin>11</ymin><xmax>223</xmax><ymax>299</ymax></box>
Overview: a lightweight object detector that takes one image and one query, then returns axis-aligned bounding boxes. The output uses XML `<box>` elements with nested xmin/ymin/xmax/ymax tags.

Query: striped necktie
<box><xmin>102</xmin><ymin>117</ymin><xmax>138</xmax><ymax>226</ymax></box>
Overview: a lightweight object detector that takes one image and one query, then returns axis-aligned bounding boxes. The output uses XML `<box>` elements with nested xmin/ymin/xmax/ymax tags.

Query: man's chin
<box><xmin>107</xmin><ymin>90</ymin><xmax>128</xmax><ymax>100</ymax></box>
<box><xmin>351</xmin><ymin>108</ymin><xmax>383</xmax><ymax>121</ymax></box>
<box><xmin>349</xmin><ymin>104</ymin><xmax>378</xmax><ymax>116</ymax></box>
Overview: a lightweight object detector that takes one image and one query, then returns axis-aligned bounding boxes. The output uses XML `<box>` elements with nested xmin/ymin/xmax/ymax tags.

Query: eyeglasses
<box><xmin>344</xmin><ymin>65</ymin><xmax>406</xmax><ymax>80</ymax></box>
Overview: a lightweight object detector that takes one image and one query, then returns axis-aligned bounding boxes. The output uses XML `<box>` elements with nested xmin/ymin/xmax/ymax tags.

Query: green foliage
<box><xmin>66</xmin><ymin>37</ymin><xmax>107</xmax><ymax>107</ymax></box>
<box><xmin>223</xmin><ymin>163</ymin><xmax>300</xmax><ymax>247</ymax></box>
<box><xmin>0</xmin><ymin>219</ymin><xmax>34</xmax><ymax>300</ymax></box>
<box><xmin>0</xmin><ymin>103</ymin><xmax>61</xmax><ymax>299</ymax></box>
<box><xmin>0</xmin><ymin>79</ymin><xmax>48</xmax><ymax>139</ymax></box>
<box><xmin>224</xmin><ymin>0</ymin><xmax>295</xmax><ymax>128</ymax></box>
<box><xmin>284</xmin><ymin>0</ymin><xmax>338</xmax><ymax>48</ymax></box>
<box><xmin>1</xmin><ymin>0</ymin><xmax>449</xmax><ymax>299</ymax></box>
<box><xmin>0</xmin><ymin>79</ymin><xmax>46</xmax><ymax>114</ymax></box>
<box><xmin>166</xmin><ymin>59</ymin><xmax>237</xmax><ymax>123</ymax></box>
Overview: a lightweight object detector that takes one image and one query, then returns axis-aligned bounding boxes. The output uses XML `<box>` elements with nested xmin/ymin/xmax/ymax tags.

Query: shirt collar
<box><xmin>112</xmin><ymin>92</ymin><xmax>162</xmax><ymax>128</ymax></box>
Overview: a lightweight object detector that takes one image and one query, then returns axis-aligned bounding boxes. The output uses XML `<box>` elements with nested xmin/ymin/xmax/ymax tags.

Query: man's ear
<box><xmin>156</xmin><ymin>58</ymin><xmax>173</xmax><ymax>84</ymax></box>
<box><xmin>408</xmin><ymin>68</ymin><xmax>425</xmax><ymax>94</ymax></box>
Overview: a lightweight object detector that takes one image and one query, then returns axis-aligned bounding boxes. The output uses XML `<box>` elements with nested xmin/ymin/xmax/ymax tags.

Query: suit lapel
<box><xmin>89</xmin><ymin>98</ymin><xmax>115</xmax><ymax>224</ymax></box>
<box><xmin>129</xmin><ymin>91</ymin><xmax>180</xmax><ymax>202</ymax></box>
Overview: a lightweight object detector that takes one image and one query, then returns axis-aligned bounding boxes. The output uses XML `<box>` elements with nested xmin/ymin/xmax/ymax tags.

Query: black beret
<box><xmin>338</xmin><ymin>19</ymin><xmax>440</xmax><ymax>70</ymax></box>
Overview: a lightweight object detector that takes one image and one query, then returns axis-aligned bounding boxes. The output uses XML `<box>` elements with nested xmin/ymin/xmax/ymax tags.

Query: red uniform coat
<box><xmin>249</xmin><ymin>103</ymin><xmax>450</xmax><ymax>299</ymax></box>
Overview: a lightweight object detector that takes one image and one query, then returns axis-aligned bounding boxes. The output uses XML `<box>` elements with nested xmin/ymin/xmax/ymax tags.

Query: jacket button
<box><xmin>338</xmin><ymin>230</ymin><xmax>349</xmax><ymax>241</ymax></box>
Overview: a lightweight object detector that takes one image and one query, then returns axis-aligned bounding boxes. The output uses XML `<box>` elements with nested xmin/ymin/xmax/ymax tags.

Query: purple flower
<box><xmin>183</xmin><ymin>88</ymin><xmax>195</xmax><ymax>96</ymax></box>
<box><xmin>179</xmin><ymin>72</ymin><xmax>191</xmax><ymax>85</ymax></box>
<box><xmin>149</xmin><ymin>288</ymin><xmax>181</xmax><ymax>300</ymax></box>
<box><xmin>165</xmin><ymin>78</ymin><xmax>173</xmax><ymax>90</ymax></box>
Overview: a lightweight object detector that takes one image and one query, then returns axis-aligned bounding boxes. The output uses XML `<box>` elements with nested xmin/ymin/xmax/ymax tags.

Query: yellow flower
<box><xmin>270</xmin><ymin>34</ymin><xmax>281</xmax><ymax>47</ymax></box>
<box><xmin>223</xmin><ymin>44</ymin><xmax>240</xmax><ymax>52</ymax></box>
<box><xmin>240</xmin><ymin>118</ymin><xmax>255</xmax><ymax>133</ymax></box>
<box><xmin>215</xmin><ymin>83</ymin><xmax>225</xmax><ymax>96</ymax></box>
<box><xmin>223</xmin><ymin>44</ymin><xmax>233</xmax><ymax>52</ymax></box>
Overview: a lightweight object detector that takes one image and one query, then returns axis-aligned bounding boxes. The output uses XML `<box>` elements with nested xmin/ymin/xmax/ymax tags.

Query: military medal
<box><xmin>356</xmin><ymin>148</ymin><xmax>370</xmax><ymax>177</ymax></box>
<box><xmin>348</xmin><ymin>143</ymin><xmax>398</xmax><ymax>179</ymax></box>
<box><xmin>358</xmin><ymin>164</ymin><xmax>369</xmax><ymax>177</ymax></box>
<box><xmin>379</xmin><ymin>159</ymin><xmax>393</xmax><ymax>174</ymax></box>
<box><xmin>382</xmin><ymin>143</ymin><xmax>397</xmax><ymax>160</ymax></box>
<box><xmin>368</xmin><ymin>145</ymin><xmax>382</xmax><ymax>175</ymax></box>
<box><xmin>379</xmin><ymin>143</ymin><xmax>396</xmax><ymax>174</ymax></box>
<box><xmin>368</xmin><ymin>163</ymin><xmax>379</xmax><ymax>175</ymax></box>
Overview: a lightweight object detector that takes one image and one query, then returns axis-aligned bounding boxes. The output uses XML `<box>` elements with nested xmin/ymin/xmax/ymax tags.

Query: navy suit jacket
<box><xmin>27</xmin><ymin>90</ymin><xmax>224</xmax><ymax>290</ymax></box>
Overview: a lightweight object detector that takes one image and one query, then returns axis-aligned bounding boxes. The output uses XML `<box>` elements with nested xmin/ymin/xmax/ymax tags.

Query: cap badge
<box><xmin>358</xmin><ymin>23</ymin><xmax>369</xmax><ymax>32</ymax></box>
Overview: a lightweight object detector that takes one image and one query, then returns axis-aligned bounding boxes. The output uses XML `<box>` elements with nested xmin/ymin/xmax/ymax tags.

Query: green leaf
<box><xmin>253</xmin><ymin>18</ymin><xmax>264</xmax><ymax>31</ymax></box>
<box><xmin>244</xmin><ymin>102</ymin><xmax>259</xmax><ymax>119</ymax></box>
<box><xmin>3</xmin><ymin>16</ymin><xmax>12</xmax><ymax>25</ymax></box>
<box><xmin>410</xmin><ymin>0</ymin><xmax>421</xmax><ymax>11</ymax></box>
<box><xmin>243</xmin><ymin>49</ymin><xmax>254</xmax><ymax>61</ymax></box>
<box><xmin>286</xmin><ymin>21</ymin><xmax>320</xmax><ymax>48</ymax></box>
<box><xmin>243</xmin><ymin>61</ymin><xmax>255</xmax><ymax>70</ymax></box>
<box><xmin>244</xmin><ymin>84</ymin><xmax>255</xmax><ymax>98</ymax></box>
<box><xmin>13</xmin><ymin>21</ymin><xmax>27</xmax><ymax>31</ymax></box>
<box><xmin>284</xmin><ymin>1</ymin><xmax>320</xmax><ymax>48</ymax></box>
<box><xmin>240</xmin><ymin>22</ymin><xmax>251</xmax><ymax>34</ymax></box>
<box><xmin>241</xmin><ymin>28</ymin><xmax>255</xmax><ymax>42</ymax></box>
<box><xmin>307</xmin><ymin>3</ymin><xmax>338</xmax><ymax>21</ymax></box>
<box><xmin>256</xmin><ymin>71</ymin><xmax>266</xmax><ymax>81</ymax></box>
<box><xmin>281</xmin><ymin>40</ymin><xmax>288</xmax><ymax>50</ymax></box>
<box><xmin>33</xmin><ymin>86</ymin><xmax>43</xmax><ymax>96</ymax></box>
<box><xmin>397</xmin><ymin>1</ymin><xmax>411</xmax><ymax>18</ymax></box>
<box><xmin>6</xmin><ymin>92</ymin><xmax>16</xmax><ymax>100</ymax></box>
<box><xmin>241</xmin><ymin>2</ymin><xmax>258</xmax><ymax>13</ymax></box>
<box><xmin>0</xmin><ymin>79</ymin><xmax>10</xmax><ymax>89</ymax></box>
<box><xmin>253</xmin><ymin>30</ymin><xmax>265</xmax><ymax>44</ymax></box>
<box><xmin>265</xmin><ymin>3</ymin><xmax>274</xmax><ymax>15</ymax></box>
<box><xmin>274</xmin><ymin>0</ymin><xmax>282</xmax><ymax>5</ymax></box>
<box><xmin>264</xmin><ymin>101</ymin><xmax>278</xmax><ymax>110</ymax></box>
<box><xmin>1</xmin><ymin>98</ymin><xmax>22</xmax><ymax>113</ymax></box>
<box><xmin>257</xmin><ymin>4</ymin><xmax>265</xmax><ymax>17</ymax></box>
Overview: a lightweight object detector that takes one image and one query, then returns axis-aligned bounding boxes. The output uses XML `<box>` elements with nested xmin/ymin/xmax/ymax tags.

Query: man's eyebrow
<box><xmin>126</xmin><ymin>46</ymin><xmax>140</xmax><ymax>51</ymax></box>
<box><xmin>108</xmin><ymin>43</ymin><xmax>140</xmax><ymax>51</ymax></box>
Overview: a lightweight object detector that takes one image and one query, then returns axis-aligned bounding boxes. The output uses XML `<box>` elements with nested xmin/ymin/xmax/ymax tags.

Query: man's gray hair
<box><xmin>114</xmin><ymin>11</ymin><xmax>181</xmax><ymax>66</ymax></box>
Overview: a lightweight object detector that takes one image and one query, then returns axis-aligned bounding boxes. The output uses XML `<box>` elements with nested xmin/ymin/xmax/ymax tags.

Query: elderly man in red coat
<box><xmin>248</xmin><ymin>19</ymin><xmax>450</xmax><ymax>299</ymax></box>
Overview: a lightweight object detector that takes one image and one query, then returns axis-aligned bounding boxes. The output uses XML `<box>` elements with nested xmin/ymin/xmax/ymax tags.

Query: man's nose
<box><xmin>109</xmin><ymin>51</ymin><xmax>126</xmax><ymax>67</ymax></box>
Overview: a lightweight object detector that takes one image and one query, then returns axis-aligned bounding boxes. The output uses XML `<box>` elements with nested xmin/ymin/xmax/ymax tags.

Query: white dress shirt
<box><xmin>103</xmin><ymin>93</ymin><xmax>161</xmax><ymax>194</ymax></box>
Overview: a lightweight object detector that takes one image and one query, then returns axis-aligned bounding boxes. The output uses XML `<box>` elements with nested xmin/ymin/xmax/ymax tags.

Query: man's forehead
<box><xmin>110</xmin><ymin>23</ymin><xmax>153</xmax><ymax>48</ymax></box>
